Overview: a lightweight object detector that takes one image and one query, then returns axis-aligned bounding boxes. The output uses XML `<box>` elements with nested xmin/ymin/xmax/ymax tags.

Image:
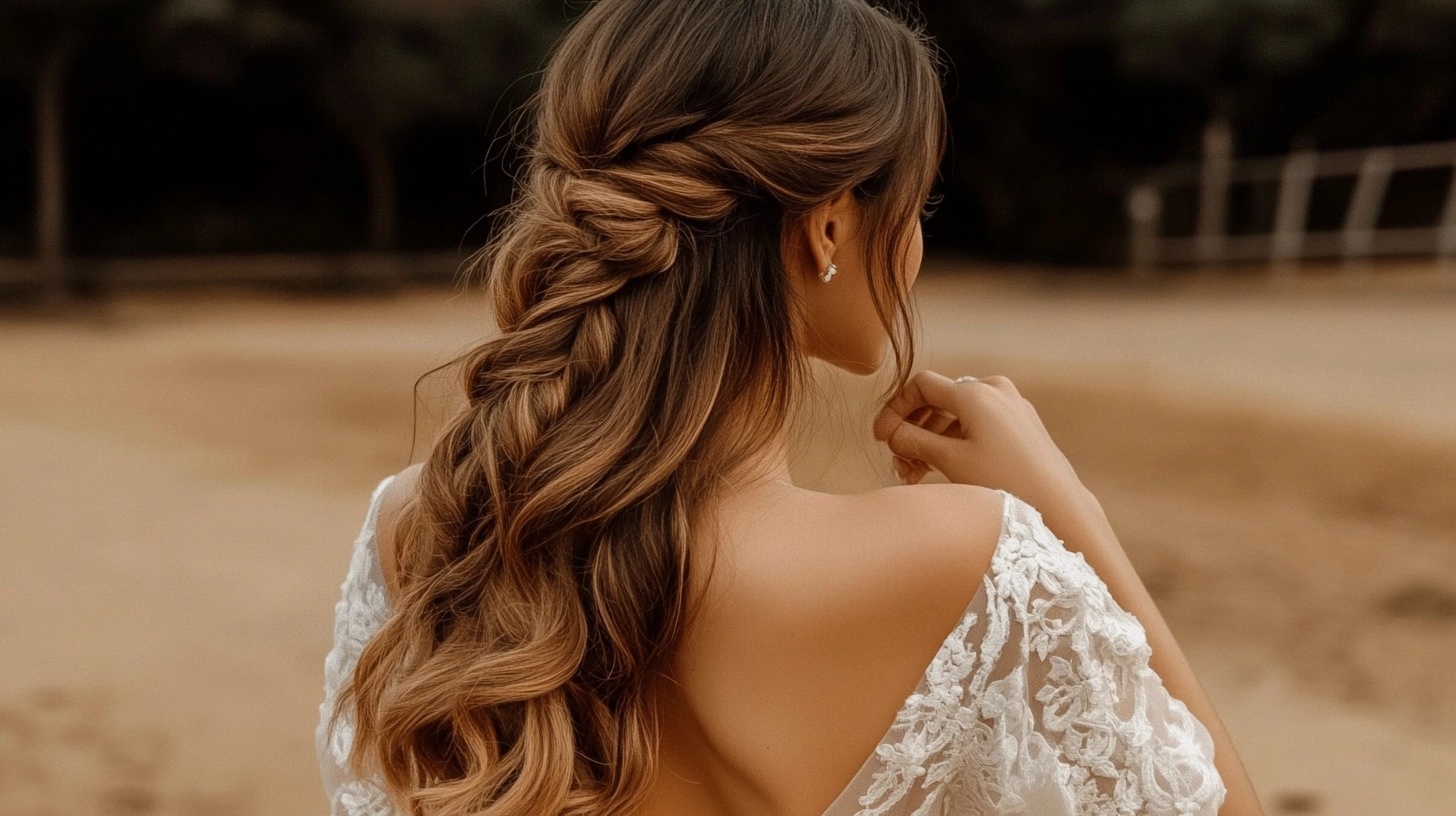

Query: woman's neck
<box><xmin>721</xmin><ymin>426</ymin><xmax>795</xmax><ymax>494</ymax></box>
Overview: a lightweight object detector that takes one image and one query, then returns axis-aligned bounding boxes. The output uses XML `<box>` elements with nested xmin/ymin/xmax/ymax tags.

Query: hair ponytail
<box><xmin>330</xmin><ymin>1</ymin><xmax>946</xmax><ymax>813</ymax></box>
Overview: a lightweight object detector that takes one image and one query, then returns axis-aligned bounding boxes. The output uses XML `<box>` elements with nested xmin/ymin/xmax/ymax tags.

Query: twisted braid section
<box><xmin>464</xmin><ymin>131</ymin><xmax>750</xmax><ymax>500</ymax></box>
<box><xmin>467</xmin><ymin>112</ymin><xmax>880</xmax><ymax>447</ymax></box>
<box><xmin>490</xmin><ymin>149</ymin><xmax>737</xmax><ymax>333</ymax></box>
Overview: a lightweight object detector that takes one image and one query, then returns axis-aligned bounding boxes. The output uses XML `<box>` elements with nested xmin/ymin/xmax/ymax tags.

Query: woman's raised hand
<box><xmin>872</xmin><ymin>370</ymin><xmax>1087</xmax><ymax>509</ymax></box>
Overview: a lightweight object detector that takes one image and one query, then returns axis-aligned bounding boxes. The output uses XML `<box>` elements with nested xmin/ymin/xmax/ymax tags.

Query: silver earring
<box><xmin>819</xmin><ymin>262</ymin><xmax>837</xmax><ymax>283</ymax></box>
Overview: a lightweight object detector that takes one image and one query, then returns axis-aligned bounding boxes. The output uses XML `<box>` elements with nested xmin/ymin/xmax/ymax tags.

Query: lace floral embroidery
<box><xmin>846</xmin><ymin>491</ymin><xmax>1226</xmax><ymax>816</ymax></box>
<box><xmin>317</xmin><ymin>476</ymin><xmax>397</xmax><ymax>816</ymax></box>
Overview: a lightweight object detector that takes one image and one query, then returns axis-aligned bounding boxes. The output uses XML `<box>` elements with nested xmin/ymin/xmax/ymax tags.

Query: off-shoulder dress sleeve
<box><xmin>316</xmin><ymin>475</ymin><xmax>401</xmax><ymax>816</ymax></box>
<box><xmin>830</xmin><ymin>490</ymin><xmax>1227</xmax><ymax>816</ymax></box>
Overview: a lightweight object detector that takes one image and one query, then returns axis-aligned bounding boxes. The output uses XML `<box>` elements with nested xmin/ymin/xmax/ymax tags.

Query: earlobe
<box><xmin>819</xmin><ymin>220</ymin><xmax>838</xmax><ymax>281</ymax></box>
<box><xmin>804</xmin><ymin>197</ymin><xmax>846</xmax><ymax>283</ymax></box>
<box><xmin>796</xmin><ymin>191</ymin><xmax>856</xmax><ymax>285</ymax></box>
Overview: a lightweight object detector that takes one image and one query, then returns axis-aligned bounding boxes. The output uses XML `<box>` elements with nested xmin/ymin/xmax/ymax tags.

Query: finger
<box><xmin>873</xmin><ymin>370</ymin><xmax>962</xmax><ymax>442</ymax></box>
<box><xmin>896</xmin><ymin>459</ymin><xmax>930</xmax><ymax>486</ymax></box>
<box><xmin>892</xmin><ymin>455</ymin><xmax>911</xmax><ymax>483</ymax></box>
<box><xmin>882</xmin><ymin>413</ymin><xmax>957</xmax><ymax>464</ymax></box>
<box><xmin>907</xmin><ymin>404</ymin><xmax>952</xmax><ymax>428</ymax></box>
<box><xmin>892</xmin><ymin>452</ymin><xmax>925</xmax><ymax>476</ymax></box>
<box><xmin>981</xmin><ymin>374</ymin><xmax>1018</xmax><ymax>397</ymax></box>
<box><xmin>906</xmin><ymin>404</ymin><xmax>937</xmax><ymax>427</ymax></box>
<box><xmin>923</xmin><ymin>408</ymin><xmax>958</xmax><ymax>436</ymax></box>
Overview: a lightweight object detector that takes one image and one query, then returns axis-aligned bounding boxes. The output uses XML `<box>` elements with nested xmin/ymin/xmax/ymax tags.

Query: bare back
<box><xmin>372</xmin><ymin>466</ymin><xmax>1006</xmax><ymax>816</ymax></box>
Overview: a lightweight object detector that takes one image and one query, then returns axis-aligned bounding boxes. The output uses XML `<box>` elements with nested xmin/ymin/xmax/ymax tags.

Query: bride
<box><xmin>317</xmin><ymin>0</ymin><xmax>1264</xmax><ymax>813</ymax></box>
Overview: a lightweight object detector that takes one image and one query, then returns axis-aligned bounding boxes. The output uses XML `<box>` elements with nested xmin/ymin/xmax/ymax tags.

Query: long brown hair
<box><xmin>332</xmin><ymin>1</ymin><xmax>946</xmax><ymax>813</ymax></box>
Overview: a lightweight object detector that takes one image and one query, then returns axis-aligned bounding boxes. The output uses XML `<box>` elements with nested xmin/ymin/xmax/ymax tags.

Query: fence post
<box><xmin>1341</xmin><ymin>148</ymin><xmax>1393</xmax><ymax>273</ymax></box>
<box><xmin>1195</xmin><ymin>119</ymin><xmax>1233</xmax><ymax>267</ymax></box>
<box><xmin>1127</xmin><ymin>183</ymin><xmax>1162</xmax><ymax>276</ymax></box>
<box><xmin>1271</xmin><ymin>147</ymin><xmax>1318</xmax><ymax>277</ymax></box>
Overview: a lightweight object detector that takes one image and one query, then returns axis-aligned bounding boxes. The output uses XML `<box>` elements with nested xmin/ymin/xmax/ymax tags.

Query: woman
<box><xmin>318</xmin><ymin>0</ymin><xmax>1264</xmax><ymax>814</ymax></box>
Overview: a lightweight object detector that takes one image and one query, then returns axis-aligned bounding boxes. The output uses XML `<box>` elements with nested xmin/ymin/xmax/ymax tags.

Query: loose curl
<box><xmin>330</xmin><ymin>0</ymin><xmax>947</xmax><ymax>813</ymax></box>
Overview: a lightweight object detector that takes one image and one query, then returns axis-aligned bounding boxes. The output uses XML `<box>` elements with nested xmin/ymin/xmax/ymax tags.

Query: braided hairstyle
<box><xmin>333</xmin><ymin>0</ymin><xmax>946</xmax><ymax>813</ymax></box>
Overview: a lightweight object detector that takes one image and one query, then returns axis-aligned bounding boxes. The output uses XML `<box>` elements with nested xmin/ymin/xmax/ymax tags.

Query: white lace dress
<box><xmin>317</xmin><ymin>477</ymin><xmax>1228</xmax><ymax>816</ymax></box>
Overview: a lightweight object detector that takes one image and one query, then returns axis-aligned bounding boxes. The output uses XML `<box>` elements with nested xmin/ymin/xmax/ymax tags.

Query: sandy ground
<box><xmin>2</xmin><ymin>265</ymin><xmax>1454</xmax><ymax>814</ymax></box>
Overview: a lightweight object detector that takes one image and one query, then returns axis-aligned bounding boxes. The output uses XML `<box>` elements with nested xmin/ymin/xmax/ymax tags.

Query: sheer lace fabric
<box><xmin>316</xmin><ymin>475</ymin><xmax>397</xmax><ymax>816</ymax></box>
<box><xmin>317</xmin><ymin>478</ymin><xmax>1226</xmax><ymax>816</ymax></box>
<box><xmin>817</xmin><ymin>493</ymin><xmax>1226</xmax><ymax>816</ymax></box>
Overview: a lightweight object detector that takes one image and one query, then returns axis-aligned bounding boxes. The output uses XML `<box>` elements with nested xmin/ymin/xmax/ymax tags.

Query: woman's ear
<box><xmin>796</xmin><ymin>189</ymin><xmax>857</xmax><ymax>281</ymax></box>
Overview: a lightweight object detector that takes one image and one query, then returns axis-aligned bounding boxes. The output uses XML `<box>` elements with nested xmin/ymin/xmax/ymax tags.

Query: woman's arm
<box><xmin>1044</xmin><ymin>488</ymin><xmax>1265</xmax><ymax>816</ymax></box>
<box><xmin>874</xmin><ymin>370</ymin><xmax>1265</xmax><ymax>815</ymax></box>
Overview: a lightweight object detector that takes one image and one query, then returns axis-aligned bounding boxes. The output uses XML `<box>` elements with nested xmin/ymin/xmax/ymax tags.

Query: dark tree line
<box><xmin>0</xmin><ymin>0</ymin><xmax>563</xmax><ymax>297</ymax></box>
<box><xmin>3</xmin><ymin>0</ymin><xmax>1456</xmax><ymax>291</ymax></box>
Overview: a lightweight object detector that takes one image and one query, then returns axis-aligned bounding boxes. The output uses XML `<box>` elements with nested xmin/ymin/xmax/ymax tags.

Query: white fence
<box><xmin>1127</xmin><ymin>121</ymin><xmax>1456</xmax><ymax>278</ymax></box>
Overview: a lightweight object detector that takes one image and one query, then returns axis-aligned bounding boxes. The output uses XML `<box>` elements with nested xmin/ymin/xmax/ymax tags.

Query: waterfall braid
<box><xmin>331</xmin><ymin>0</ymin><xmax>947</xmax><ymax>813</ymax></box>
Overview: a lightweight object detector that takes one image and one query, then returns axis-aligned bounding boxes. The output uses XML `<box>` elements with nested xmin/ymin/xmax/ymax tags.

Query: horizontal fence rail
<box><xmin>1128</xmin><ymin>123</ymin><xmax>1456</xmax><ymax>278</ymax></box>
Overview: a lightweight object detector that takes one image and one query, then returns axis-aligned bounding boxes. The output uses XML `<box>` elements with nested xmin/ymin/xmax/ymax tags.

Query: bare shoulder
<box><xmin>822</xmin><ymin>482</ymin><xmax>1008</xmax><ymax>620</ymax></box>
<box><xmin>374</xmin><ymin>463</ymin><xmax>423</xmax><ymax>600</ymax></box>
<box><xmin>862</xmin><ymin>481</ymin><xmax>1007</xmax><ymax>561</ymax></box>
<box><xmin>714</xmin><ymin>481</ymin><xmax>1007</xmax><ymax>621</ymax></box>
<box><xmin>670</xmin><ymin>481</ymin><xmax>1011</xmax><ymax>810</ymax></box>
<box><xmin>698</xmin><ymin>480</ymin><xmax>1009</xmax><ymax>671</ymax></box>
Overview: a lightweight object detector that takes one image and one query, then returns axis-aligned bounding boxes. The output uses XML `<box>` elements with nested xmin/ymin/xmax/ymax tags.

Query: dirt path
<box><xmin>2</xmin><ymin>273</ymin><xmax>1452</xmax><ymax>814</ymax></box>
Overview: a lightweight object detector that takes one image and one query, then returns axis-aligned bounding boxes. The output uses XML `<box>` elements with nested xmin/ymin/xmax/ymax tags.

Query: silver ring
<box><xmin>954</xmin><ymin>375</ymin><xmax>978</xmax><ymax>384</ymax></box>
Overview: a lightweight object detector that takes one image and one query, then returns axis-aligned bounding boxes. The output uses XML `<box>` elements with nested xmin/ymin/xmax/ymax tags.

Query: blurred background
<box><xmin>2</xmin><ymin>0</ymin><xmax>1455</xmax><ymax>814</ymax></box>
